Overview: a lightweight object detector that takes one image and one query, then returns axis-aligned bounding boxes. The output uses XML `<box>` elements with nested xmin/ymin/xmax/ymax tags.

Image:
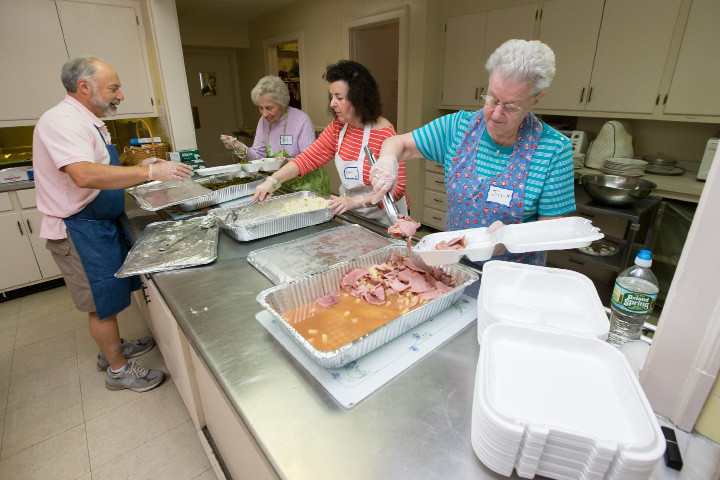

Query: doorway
<box><xmin>344</xmin><ymin>8</ymin><xmax>408</xmax><ymax>132</ymax></box>
<box><xmin>183</xmin><ymin>47</ymin><xmax>243</xmax><ymax>168</ymax></box>
<box><xmin>264</xmin><ymin>32</ymin><xmax>306</xmax><ymax>115</ymax></box>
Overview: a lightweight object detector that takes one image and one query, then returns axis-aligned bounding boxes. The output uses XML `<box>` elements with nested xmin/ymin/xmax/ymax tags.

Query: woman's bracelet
<box><xmin>148</xmin><ymin>164</ymin><xmax>153</xmax><ymax>181</ymax></box>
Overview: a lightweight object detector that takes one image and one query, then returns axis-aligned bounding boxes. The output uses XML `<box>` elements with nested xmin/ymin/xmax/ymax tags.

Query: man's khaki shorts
<box><xmin>46</xmin><ymin>236</ymin><xmax>96</xmax><ymax>313</ymax></box>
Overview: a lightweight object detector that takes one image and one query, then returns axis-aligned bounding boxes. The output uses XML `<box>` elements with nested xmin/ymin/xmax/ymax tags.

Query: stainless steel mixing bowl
<box><xmin>580</xmin><ymin>174</ymin><xmax>657</xmax><ymax>207</ymax></box>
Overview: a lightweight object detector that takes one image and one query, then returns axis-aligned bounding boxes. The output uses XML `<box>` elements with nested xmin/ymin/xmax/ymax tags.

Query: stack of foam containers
<box><xmin>472</xmin><ymin>262</ymin><xmax>665</xmax><ymax>479</ymax></box>
<box><xmin>477</xmin><ymin>261</ymin><xmax>610</xmax><ymax>342</ymax></box>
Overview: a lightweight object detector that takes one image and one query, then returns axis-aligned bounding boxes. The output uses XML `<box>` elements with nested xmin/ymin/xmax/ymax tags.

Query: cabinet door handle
<box><xmin>587</xmin><ymin>87</ymin><xmax>593</xmax><ymax>103</ymax></box>
<box><xmin>655</xmin><ymin>95</ymin><xmax>660</xmax><ymax>105</ymax></box>
<box><xmin>475</xmin><ymin>87</ymin><xmax>478</xmax><ymax>100</ymax></box>
<box><xmin>663</xmin><ymin>94</ymin><xmax>668</xmax><ymax>105</ymax></box>
<box><xmin>17</xmin><ymin>221</ymin><xmax>24</xmax><ymax>236</ymax></box>
<box><xmin>25</xmin><ymin>219</ymin><xmax>33</xmax><ymax>234</ymax></box>
<box><xmin>579</xmin><ymin>87</ymin><xmax>585</xmax><ymax>103</ymax></box>
<box><xmin>433</xmin><ymin>198</ymin><xmax>443</xmax><ymax>203</ymax></box>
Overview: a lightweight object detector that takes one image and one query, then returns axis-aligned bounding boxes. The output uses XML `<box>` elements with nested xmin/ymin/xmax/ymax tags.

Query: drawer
<box><xmin>0</xmin><ymin>192</ymin><xmax>12</xmax><ymax>212</ymax></box>
<box><xmin>423</xmin><ymin>206</ymin><xmax>446</xmax><ymax>231</ymax></box>
<box><xmin>16</xmin><ymin>188</ymin><xmax>37</xmax><ymax>208</ymax></box>
<box><xmin>424</xmin><ymin>189</ymin><xmax>447</xmax><ymax>210</ymax></box>
<box><xmin>425</xmin><ymin>160</ymin><xmax>444</xmax><ymax>175</ymax></box>
<box><xmin>546</xmin><ymin>251</ymin><xmax>615</xmax><ymax>284</ymax></box>
<box><xmin>425</xmin><ymin>171</ymin><xmax>446</xmax><ymax>193</ymax></box>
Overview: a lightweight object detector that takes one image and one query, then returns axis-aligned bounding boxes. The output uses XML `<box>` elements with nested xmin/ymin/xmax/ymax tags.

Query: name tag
<box><xmin>344</xmin><ymin>166</ymin><xmax>359</xmax><ymax>180</ymax></box>
<box><xmin>487</xmin><ymin>186</ymin><xmax>513</xmax><ymax>206</ymax></box>
<box><xmin>280</xmin><ymin>135</ymin><xmax>293</xmax><ymax>145</ymax></box>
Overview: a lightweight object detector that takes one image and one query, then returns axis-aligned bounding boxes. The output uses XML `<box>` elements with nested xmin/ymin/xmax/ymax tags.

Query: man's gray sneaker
<box><xmin>97</xmin><ymin>337</ymin><xmax>156</xmax><ymax>371</ymax></box>
<box><xmin>105</xmin><ymin>361</ymin><xmax>165</xmax><ymax>392</ymax></box>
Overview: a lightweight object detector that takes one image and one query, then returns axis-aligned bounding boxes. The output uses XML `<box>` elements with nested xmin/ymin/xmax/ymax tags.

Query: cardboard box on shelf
<box><xmin>0</xmin><ymin>166</ymin><xmax>33</xmax><ymax>184</ymax></box>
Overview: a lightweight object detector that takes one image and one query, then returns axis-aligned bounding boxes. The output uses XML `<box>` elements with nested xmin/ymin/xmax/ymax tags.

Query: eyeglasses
<box><xmin>480</xmin><ymin>94</ymin><xmax>527</xmax><ymax>114</ymax></box>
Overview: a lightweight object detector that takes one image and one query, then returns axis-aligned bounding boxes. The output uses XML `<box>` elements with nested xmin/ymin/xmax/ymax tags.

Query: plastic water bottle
<box><xmin>607</xmin><ymin>250</ymin><xmax>659</xmax><ymax>346</ymax></box>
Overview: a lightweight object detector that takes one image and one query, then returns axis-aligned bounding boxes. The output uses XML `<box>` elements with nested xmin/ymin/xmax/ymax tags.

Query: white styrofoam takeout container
<box><xmin>471</xmin><ymin>323</ymin><xmax>665</xmax><ymax>479</ymax></box>
<box><xmin>413</xmin><ymin>217</ymin><xmax>603</xmax><ymax>266</ymax></box>
<box><xmin>195</xmin><ymin>164</ymin><xmax>244</xmax><ymax>176</ymax></box>
<box><xmin>478</xmin><ymin>261</ymin><xmax>610</xmax><ymax>341</ymax></box>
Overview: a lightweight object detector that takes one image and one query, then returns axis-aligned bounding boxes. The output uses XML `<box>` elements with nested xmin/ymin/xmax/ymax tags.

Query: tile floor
<box><xmin>0</xmin><ymin>285</ymin><xmax>218</xmax><ymax>480</ymax></box>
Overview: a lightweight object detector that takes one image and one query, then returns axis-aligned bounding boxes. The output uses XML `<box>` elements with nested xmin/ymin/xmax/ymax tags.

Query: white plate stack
<box><xmin>477</xmin><ymin>261</ymin><xmax>610</xmax><ymax>342</ymax></box>
<box><xmin>601</xmin><ymin>157</ymin><xmax>647</xmax><ymax>177</ymax></box>
<box><xmin>472</xmin><ymin>322</ymin><xmax>666</xmax><ymax>479</ymax></box>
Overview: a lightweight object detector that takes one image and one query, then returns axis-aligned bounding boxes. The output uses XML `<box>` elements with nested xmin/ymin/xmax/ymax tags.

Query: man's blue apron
<box><xmin>64</xmin><ymin>126</ymin><xmax>140</xmax><ymax>319</ymax></box>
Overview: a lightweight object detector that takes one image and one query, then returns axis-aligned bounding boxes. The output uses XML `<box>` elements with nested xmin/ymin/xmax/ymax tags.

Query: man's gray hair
<box><xmin>485</xmin><ymin>39</ymin><xmax>556</xmax><ymax>96</ymax></box>
<box><xmin>61</xmin><ymin>56</ymin><xmax>104</xmax><ymax>93</ymax></box>
<box><xmin>250</xmin><ymin>76</ymin><xmax>290</xmax><ymax>109</ymax></box>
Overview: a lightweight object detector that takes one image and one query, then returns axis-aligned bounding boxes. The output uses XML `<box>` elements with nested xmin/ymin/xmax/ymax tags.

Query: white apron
<box><xmin>334</xmin><ymin>123</ymin><xmax>408</xmax><ymax>226</ymax></box>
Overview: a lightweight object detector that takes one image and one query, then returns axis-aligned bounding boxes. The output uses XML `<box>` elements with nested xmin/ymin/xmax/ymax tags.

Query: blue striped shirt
<box><xmin>412</xmin><ymin>111</ymin><xmax>576</xmax><ymax>221</ymax></box>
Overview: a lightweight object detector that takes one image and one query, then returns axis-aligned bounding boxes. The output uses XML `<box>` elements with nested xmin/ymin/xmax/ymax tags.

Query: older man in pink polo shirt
<box><xmin>32</xmin><ymin>56</ymin><xmax>192</xmax><ymax>392</ymax></box>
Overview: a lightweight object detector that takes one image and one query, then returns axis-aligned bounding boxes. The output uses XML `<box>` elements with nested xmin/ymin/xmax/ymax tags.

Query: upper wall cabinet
<box><xmin>440</xmin><ymin>4</ymin><xmax>537</xmax><ymax>110</ymax></box>
<box><xmin>539</xmin><ymin>0</ymin><xmax>682</xmax><ymax>115</ymax></box>
<box><xmin>0</xmin><ymin>0</ymin><xmax>156</xmax><ymax>126</ymax></box>
<box><xmin>661</xmin><ymin>0</ymin><xmax>720</xmax><ymax>117</ymax></box>
<box><xmin>0</xmin><ymin>0</ymin><xmax>69</xmax><ymax>123</ymax></box>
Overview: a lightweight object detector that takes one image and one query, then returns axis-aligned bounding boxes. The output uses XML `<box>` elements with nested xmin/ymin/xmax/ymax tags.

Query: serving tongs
<box><xmin>364</xmin><ymin>145</ymin><xmax>400</xmax><ymax>226</ymax></box>
<box><xmin>158</xmin><ymin>215</ymin><xmax>216</xmax><ymax>251</ymax></box>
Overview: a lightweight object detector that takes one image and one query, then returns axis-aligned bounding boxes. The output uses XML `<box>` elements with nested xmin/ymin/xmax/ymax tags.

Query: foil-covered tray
<box><xmin>115</xmin><ymin>217</ymin><xmax>219</xmax><ymax>277</ymax></box>
<box><xmin>126</xmin><ymin>179</ymin><xmax>212</xmax><ymax>211</ymax></box>
<box><xmin>257</xmin><ymin>245</ymin><xmax>479</xmax><ymax>368</ymax></box>
<box><xmin>248</xmin><ymin>224</ymin><xmax>403</xmax><ymax>284</ymax></box>
<box><xmin>211</xmin><ymin>191</ymin><xmax>332</xmax><ymax>242</ymax></box>
<box><xmin>177</xmin><ymin>171</ymin><xmax>265</xmax><ymax>211</ymax></box>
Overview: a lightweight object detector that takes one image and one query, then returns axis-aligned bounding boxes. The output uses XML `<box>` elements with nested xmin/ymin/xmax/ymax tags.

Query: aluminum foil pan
<box><xmin>257</xmin><ymin>245</ymin><xmax>479</xmax><ymax>368</ymax></box>
<box><xmin>126</xmin><ymin>179</ymin><xmax>212</xmax><ymax>211</ymax></box>
<box><xmin>177</xmin><ymin>172</ymin><xmax>265</xmax><ymax>211</ymax></box>
<box><xmin>248</xmin><ymin>224</ymin><xmax>403</xmax><ymax>284</ymax></box>
<box><xmin>115</xmin><ymin>217</ymin><xmax>219</xmax><ymax>277</ymax></box>
<box><xmin>211</xmin><ymin>191</ymin><xmax>333</xmax><ymax>241</ymax></box>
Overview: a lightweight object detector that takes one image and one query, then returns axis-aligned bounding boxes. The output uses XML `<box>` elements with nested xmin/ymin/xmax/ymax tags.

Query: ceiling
<box><xmin>174</xmin><ymin>0</ymin><xmax>300</xmax><ymax>20</ymax></box>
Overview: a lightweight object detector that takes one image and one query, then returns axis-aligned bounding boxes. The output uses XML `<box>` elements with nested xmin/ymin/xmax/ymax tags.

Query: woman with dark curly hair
<box><xmin>253</xmin><ymin>60</ymin><xmax>408</xmax><ymax>226</ymax></box>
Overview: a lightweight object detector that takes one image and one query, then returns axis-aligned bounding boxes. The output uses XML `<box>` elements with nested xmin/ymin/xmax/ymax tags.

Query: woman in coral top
<box><xmin>252</xmin><ymin>60</ymin><xmax>408</xmax><ymax>225</ymax></box>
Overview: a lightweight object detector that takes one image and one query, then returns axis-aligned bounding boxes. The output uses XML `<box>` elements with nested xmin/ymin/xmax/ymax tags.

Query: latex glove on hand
<box><xmin>486</xmin><ymin>220</ymin><xmax>506</xmax><ymax>256</ymax></box>
<box><xmin>252</xmin><ymin>176</ymin><xmax>280</xmax><ymax>203</ymax></box>
<box><xmin>138</xmin><ymin>157</ymin><xmax>164</xmax><ymax>166</ymax></box>
<box><xmin>328</xmin><ymin>195</ymin><xmax>365</xmax><ymax>216</ymax></box>
<box><xmin>150</xmin><ymin>160</ymin><xmax>192</xmax><ymax>181</ymax></box>
<box><xmin>219</xmin><ymin>134</ymin><xmax>248</xmax><ymax>153</ymax></box>
<box><xmin>369</xmin><ymin>155</ymin><xmax>399</xmax><ymax>204</ymax></box>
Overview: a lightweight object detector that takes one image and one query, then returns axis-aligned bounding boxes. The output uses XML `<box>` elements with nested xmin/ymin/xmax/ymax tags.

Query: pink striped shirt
<box><xmin>291</xmin><ymin>120</ymin><xmax>407</xmax><ymax>202</ymax></box>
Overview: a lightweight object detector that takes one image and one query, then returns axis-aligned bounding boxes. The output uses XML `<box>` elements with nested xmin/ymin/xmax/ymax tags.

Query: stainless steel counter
<box><xmin>0</xmin><ymin>180</ymin><xmax>34</xmax><ymax>193</ymax></box>
<box><xmin>120</xmin><ymin>195</ymin><xmax>692</xmax><ymax>480</ymax></box>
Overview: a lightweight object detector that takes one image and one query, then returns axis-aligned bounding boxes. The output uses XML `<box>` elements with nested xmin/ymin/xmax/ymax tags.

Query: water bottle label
<box><xmin>611</xmin><ymin>281</ymin><xmax>657</xmax><ymax>315</ymax></box>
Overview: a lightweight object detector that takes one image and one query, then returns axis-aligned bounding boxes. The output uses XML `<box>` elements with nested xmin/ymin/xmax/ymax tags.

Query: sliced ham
<box><xmin>387</xmin><ymin>278</ymin><xmax>410</xmax><ymax>292</ymax></box>
<box><xmin>420</xmin><ymin>289</ymin><xmax>443</xmax><ymax>301</ymax></box>
<box><xmin>403</xmin><ymin>256</ymin><xmax>427</xmax><ymax>272</ymax></box>
<box><xmin>316</xmin><ymin>291</ymin><xmax>341</xmax><ymax>308</ymax></box>
<box><xmin>387</xmin><ymin>214</ymin><xmax>421</xmax><ymax>239</ymax></box>
<box><xmin>407</xmin><ymin>272</ymin><xmax>433</xmax><ymax>293</ymax></box>
<box><xmin>342</xmin><ymin>268</ymin><xmax>369</xmax><ymax>290</ymax></box>
<box><xmin>435</xmin><ymin>235</ymin><xmax>467</xmax><ymax>250</ymax></box>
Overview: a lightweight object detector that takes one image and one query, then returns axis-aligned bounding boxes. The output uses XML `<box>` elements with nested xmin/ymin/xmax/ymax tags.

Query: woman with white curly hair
<box><xmin>371</xmin><ymin>39</ymin><xmax>575</xmax><ymax>266</ymax></box>
<box><xmin>221</xmin><ymin>75</ymin><xmax>330</xmax><ymax>194</ymax></box>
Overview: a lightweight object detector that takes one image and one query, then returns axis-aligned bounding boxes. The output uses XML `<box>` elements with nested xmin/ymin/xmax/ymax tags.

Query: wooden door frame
<box><xmin>263</xmin><ymin>31</ymin><xmax>306</xmax><ymax>112</ymax></box>
<box><xmin>343</xmin><ymin>7</ymin><xmax>408</xmax><ymax>133</ymax></box>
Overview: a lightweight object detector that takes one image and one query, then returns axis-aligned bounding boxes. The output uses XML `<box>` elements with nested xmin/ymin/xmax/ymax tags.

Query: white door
<box><xmin>183</xmin><ymin>48</ymin><xmax>243</xmax><ymax>168</ymax></box>
<box><xmin>440</xmin><ymin>13</ymin><xmax>486</xmax><ymax>109</ymax></box>
<box><xmin>351</xmin><ymin>21</ymin><xmax>400</xmax><ymax>128</ymax></box>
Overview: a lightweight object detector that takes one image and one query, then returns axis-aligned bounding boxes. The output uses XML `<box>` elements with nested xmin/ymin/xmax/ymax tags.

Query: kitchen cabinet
<box><xmin>422</xmin><ymin>161</ymin><xmax>447</xmax><ymax>230</ymax></box>
<box><xmin>661</xmin><ymin>0</ymin><xmax>720</xmax><ymax>117</ymax></box>
<box><xmin>440</xmin><ymin>4</ymin><xmax>537</xmax><ymax>109</ymax></box>
<box><xmin>0</xmin><ymin>0</ymin><xmax>155</xmax><ymax>125</ymax></box>
<box><xmin>0</xmin><ymin>188</ymin><xmax>62</xmax><ymax>292</ymax></box>
<box><xmin>538</xmin><ymin>0</ymin><xmax>681</xmax><ymax>115</ymax></box>
<box><xmin>138</xmin><ymin>275</ymin><xmax>205</xmax><ymax>430</ymax></box>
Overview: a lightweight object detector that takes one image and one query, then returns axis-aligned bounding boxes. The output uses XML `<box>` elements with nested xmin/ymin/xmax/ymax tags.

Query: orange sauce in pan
<box><xmin>282</xmin><ymin>291</ymin><xmax>425</xmax><ymax>351</ymax></box>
